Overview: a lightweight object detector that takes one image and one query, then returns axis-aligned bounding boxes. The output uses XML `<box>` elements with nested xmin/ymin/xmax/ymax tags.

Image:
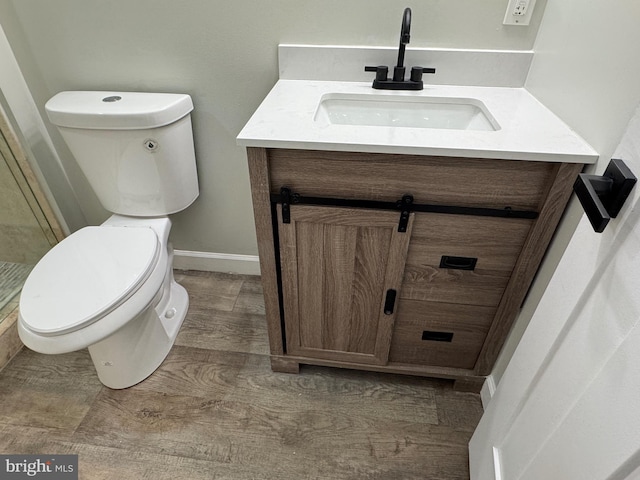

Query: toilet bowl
<box><xmin>18</xmin><ymin>215</ymin><xmax>188</xmax><ymax>389</ymax></box>
<box><xmin>17</xmin><ymin>91</ymin><xmax>199</xmax><ymax>389</ymax></box>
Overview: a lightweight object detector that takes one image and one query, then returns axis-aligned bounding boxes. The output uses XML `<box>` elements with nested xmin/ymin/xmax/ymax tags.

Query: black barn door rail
<box><xmin>273</xmin><ymin>187</ymin><xmax>538</xmax><ymax>227</ymax></box>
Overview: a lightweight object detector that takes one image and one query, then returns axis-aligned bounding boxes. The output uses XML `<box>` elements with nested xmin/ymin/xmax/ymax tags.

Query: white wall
<box><xmin>0</xmin><ymin>0</ymin><xmax>547</xmax><ymax>256</ymax></box>
<box><xmin>491</xmin><ymin>0</ymin><xmax>640</xmax><ymax>385</ymax></box>
<box><xmin>0</xmin><ymin>23</ymin><xmax>82</xmax><ymax>233</ymax></box>
<box><xmin>526</xmin><ymin>0</ymin><xmax>640</xmax><ymax>156</ymax></box>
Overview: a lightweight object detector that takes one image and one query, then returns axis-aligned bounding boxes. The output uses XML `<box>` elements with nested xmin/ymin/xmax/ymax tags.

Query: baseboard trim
<box><xmin>173</xmin><ymin>249</ymin><xmax>261</xmax><ymax>276</ymax></box>
<box><xmin>480</xmin><ymin>374</ymin><xmax>497</xmax><ymax>410</ymax></box>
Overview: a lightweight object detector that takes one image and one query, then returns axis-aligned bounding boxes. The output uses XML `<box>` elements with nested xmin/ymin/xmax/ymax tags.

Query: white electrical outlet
<box><xmin>503</xmin><ymin>0</ymin><xmax>537</xmax><ymax>26</ymax></box>
<box><xmin>513</xmin><ymin>0</ymin><xmax>529</xmax><ymax>15</ymax></box>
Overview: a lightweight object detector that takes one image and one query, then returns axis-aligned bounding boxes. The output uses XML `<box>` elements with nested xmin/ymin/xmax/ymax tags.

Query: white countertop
<box><xmin>237</xmin><ymin>80</ymin><xmax>598</xmax><ymax>164</ymax></box>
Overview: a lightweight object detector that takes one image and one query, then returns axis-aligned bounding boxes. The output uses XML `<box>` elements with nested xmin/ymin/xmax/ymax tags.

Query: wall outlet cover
<box><xmin>503</xmin><ymin>0</ymin><xmax>537</xmax><ymax>26</ymax></box>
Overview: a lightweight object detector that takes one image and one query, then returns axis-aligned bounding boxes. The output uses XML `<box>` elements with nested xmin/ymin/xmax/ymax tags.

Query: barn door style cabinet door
<box><xmin>277</xmin><ymin>203</ymin><xmax>413</xmax><ymax>365</ymax></box>
<box><xmin>246</xmin><ymin>147</ymin><xmax>583</xmax><ymax>391</ymax></box>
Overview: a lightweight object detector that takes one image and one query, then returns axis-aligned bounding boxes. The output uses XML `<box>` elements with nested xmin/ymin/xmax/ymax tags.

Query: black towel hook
<box><xmin>573</xmin><ymin>158</ymin><xmax>637</xmax><ymax>233</ymax></box>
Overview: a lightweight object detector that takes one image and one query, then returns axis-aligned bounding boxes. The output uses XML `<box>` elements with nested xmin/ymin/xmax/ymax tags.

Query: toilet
<box><xmin>18</xmin><ymin>91</ymin><xmax>199</xmax><ymax>389</ymax></box>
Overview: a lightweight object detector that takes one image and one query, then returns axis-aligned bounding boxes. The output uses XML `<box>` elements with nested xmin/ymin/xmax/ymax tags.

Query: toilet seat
<box><xmin>20</xmin><ymin>226</ymin><xmax>160</xmax><ymax>336</ymax></box>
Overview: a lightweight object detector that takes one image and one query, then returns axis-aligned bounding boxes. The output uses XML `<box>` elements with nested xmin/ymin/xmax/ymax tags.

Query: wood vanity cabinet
<box><xmin>247</xmin><ymin>147</ymin><xmax>583</xmax><ymax>391</ymax></box>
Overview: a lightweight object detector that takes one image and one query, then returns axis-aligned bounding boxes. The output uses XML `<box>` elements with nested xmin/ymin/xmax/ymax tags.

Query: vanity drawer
<box><xmin>268</xmin><ymin>149</ymin><xmax>556</xmax><ymax>210</ymax></box>
<box><xmin>389</xmin><ymin>299</ymin><xmax>495</xmax><ymax>369</ymax></box>
<box><xmin>401</xmin><ymin>213</ymin><xmax>533</xmax><ymax>307</ymax></box>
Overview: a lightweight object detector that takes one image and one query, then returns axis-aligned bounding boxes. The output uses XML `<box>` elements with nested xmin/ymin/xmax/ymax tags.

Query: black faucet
<box><xmin>365</xmin><ymin>8</ymin><xmax>436</xmax><ymax>90</ymax></box>
<box><xmin>395</xmin><ymin>6</ymin><xmax>412</xmax><ymax>81</ymax></box>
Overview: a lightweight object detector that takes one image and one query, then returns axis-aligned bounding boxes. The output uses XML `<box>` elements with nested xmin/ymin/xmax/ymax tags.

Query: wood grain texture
<box><xmin>0</xmin><ymin>307</ymin><xmax>23</xmax><ymax>371</ymax></box>
<box><xmin>474</xmin><ymin>162</ymin><xmax>585</xmax><ymax>374</ymax></box>
<box><xmin>0</xmin><ymin>349</ymin><xmax>103</xmax><ymax>435</ymax></box>
<box><xmin>270</xmin><ymin>355</ymin><xmax>300</xmax><ymax>373</ymax></box>
<box><xmin>225</xmin><ymin>354</ymin><xmax>442</xmax><ymax>426</ymax></box>
<box><xmin>250</xmin><ymin>147</ymin><xmax>580</xmax><ymax>390</ymax></box>
<box><xmin>0</xmin><ymin>271</ymin><xmax>482</xmax><ymax>479</ymax></box>
<box><xmin>268</xmin><ymin>148</ymin><xmax>556</xmax><ymax>210</ymax></box>
<box><xmin>389</xmin><ymin>299</ymin><xmax>496</xmax><ymax>369</ymax></box>
<box><xmin>72</xmin><ymin>386</ymin><xmax>474</xmax><ymax>478</ymax></box>
<box><xmin>402</xmin><ymin>213</ymin><xmax>533</xmax><ymax>306</ymax></box>
<box><xmin>283</xmin><ymin>354</ymin><xmax>487</xmax><ymax>391</ymax></box>
<box><xmin>174</xmin><ymin>270</ymin><xmax>243</xmax><ymax>312</ymax></box>
<box><xmin>278</xmin><ymin>205</ymin><xmax>413</xmax><ymax>365</ymax></box>
<box><xmin>0</xmin><ymin>426</ymin><xmax>236</xmax><ymax>480</ymax></box>
<box><xmin>175</xmin><ymin>272</ymin><xmax>269</xmax><ymax>355</ymax></box>
<box><xmin>247</xmin><ymin>147</ymin><xmax>284</xmax><ymax>355</ymax></box>
<box><xmin>227</xmin><ymin>275</ymin><xmax>266</xmax><ymax>316</ymax></box>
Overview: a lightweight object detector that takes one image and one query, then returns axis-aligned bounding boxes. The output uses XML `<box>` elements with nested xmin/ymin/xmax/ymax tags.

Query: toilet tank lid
<box><xmin>45</xmin><ymin>91</ymin><xmax>194</xmax><ymax>130</ymax></box>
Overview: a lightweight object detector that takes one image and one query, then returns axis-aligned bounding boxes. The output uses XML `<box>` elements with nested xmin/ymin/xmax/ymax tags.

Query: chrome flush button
<box><xmin>102</xmin><ymin>95</ymin><xmax>122</xmax><ymax>102</ymax></box>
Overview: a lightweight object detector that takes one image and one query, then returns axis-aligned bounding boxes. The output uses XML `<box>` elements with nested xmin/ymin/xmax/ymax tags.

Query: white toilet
<box><xmin>18</xmin><ymin>91</ymin><xmax>199</xmax><ymax>389</ymax></box>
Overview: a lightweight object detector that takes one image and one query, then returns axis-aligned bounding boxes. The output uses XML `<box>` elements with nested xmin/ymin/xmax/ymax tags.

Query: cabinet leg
<box><xmin>270</xmin><ymin>356</ymin><xmax>300</xmax><ymax>374</ymax></box>
<box><xmin>453</xmin><ymin>376</ymin><xmax>486</xmax><ymax>393</ymax></box>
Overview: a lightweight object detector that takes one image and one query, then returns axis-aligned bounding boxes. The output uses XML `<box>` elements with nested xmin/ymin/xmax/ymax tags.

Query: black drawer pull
<box><xmin>383</xmin><ymin>289</ymin><xmax>397</xmax><ymax>315</ymax></box>
<box><xmin>440</xmin><ymin>255</ymin><xmax>477</xmax><ymax>271</ymax></box>
<box><xmin>422</xmin><ymin>331</ymin><xmax>454</xmax><ymax>342</ymax></box>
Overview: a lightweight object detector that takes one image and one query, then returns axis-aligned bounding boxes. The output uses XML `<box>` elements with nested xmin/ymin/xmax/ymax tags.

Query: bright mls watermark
<box><xmin>1</xmin><ymin>455</ymin><xmax>78</xmax><ymax>479</ymax></box>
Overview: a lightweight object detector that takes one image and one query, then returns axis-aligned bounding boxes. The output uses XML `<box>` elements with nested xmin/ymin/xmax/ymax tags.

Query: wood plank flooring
<box><xmin>0</xmin><ymin>271</ymin><xmax>483</xmax><ymax>479</ymax></box>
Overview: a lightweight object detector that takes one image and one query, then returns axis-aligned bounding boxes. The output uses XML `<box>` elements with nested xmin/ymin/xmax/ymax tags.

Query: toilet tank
<box><xmin>45</xmin><ymin>91</ymin><xmax>199</xmax><ymax>216</ymax></box>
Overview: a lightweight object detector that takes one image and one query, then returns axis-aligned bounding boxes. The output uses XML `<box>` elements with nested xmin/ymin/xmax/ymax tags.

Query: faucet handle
<box><xmin>410</xmin><ymin>66</ymin><xmax>437</xmax><ymax>82</ymax></box>
<box><xmin>365</xmin><ymin>65</ymin><xmax>389</xmax><ymax>82</ymax></box>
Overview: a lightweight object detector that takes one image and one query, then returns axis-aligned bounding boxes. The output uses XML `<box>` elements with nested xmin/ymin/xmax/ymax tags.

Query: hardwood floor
<box><xmin>0</xmin><ymin>271</ymin><xmax>483</xmax><ymax>479</ymax></box>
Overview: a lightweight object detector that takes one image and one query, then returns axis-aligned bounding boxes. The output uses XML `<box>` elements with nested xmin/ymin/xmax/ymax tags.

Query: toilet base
<box><xmin>88</xmin><ymin>269</ymin><xmax>189</xmax><ymax>389</ymax></box>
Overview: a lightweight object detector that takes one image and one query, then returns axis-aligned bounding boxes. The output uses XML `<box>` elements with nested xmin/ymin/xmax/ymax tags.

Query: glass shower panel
<box><xmin>0</xmin><ymin>134</ymin><xmax>53</xmax><ymax>316</ymax></box>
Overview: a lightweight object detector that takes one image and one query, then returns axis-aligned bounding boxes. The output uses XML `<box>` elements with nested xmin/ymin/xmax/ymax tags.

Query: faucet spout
<box><xmin>364</xmin><ymin>7</ymin><xmax>435</xmax><ymax>90</ymax></box>
<box><xmin>397</xmin><ymin>7</ymin><xmax>411</xmax><ymax>69</ymax></box>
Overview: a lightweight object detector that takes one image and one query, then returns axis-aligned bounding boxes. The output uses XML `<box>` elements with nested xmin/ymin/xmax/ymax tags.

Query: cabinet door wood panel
<box><xmin>268</xmin><ymin>149</ymin><xmax>556</xmax><ymax>210</ymax></box>
<box><xmin>401</xmin><ymin>214</ymin><xmax>533</xmax><ymax>307</ymax></box>
<box><xmin>278</xmin><ymin>205</ymin><xmax>414</xmax><ymax>365</ymax></box>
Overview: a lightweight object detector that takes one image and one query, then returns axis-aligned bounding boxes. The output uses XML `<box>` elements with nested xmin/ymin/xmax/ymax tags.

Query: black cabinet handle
<box><xmin>422</xmin><ymin>331</ymin><xmax>454</xmax><ymax>342</ymax></box>
<box><xmin>383</xmin><ymin>289</ymin><xmax>397</xmax><ymax>315</ymax></box>
<box><xmin>439</xmin><ymin>255</ymin><xmax>477</xmax><ymax>271</ymax></box>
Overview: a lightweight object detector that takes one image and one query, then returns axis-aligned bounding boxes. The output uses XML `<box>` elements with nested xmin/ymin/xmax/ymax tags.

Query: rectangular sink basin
<box><xmin>314</xmin><ymin>93</ymin><xmax>500</xmax><ymax>131</ymax></box>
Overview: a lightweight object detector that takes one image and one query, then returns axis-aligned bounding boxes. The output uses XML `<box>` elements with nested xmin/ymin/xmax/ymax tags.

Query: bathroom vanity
<box><xmin>238</xmin><ymin>79</ymin><xmax>597</xmax><ymax>391</ymax></box>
